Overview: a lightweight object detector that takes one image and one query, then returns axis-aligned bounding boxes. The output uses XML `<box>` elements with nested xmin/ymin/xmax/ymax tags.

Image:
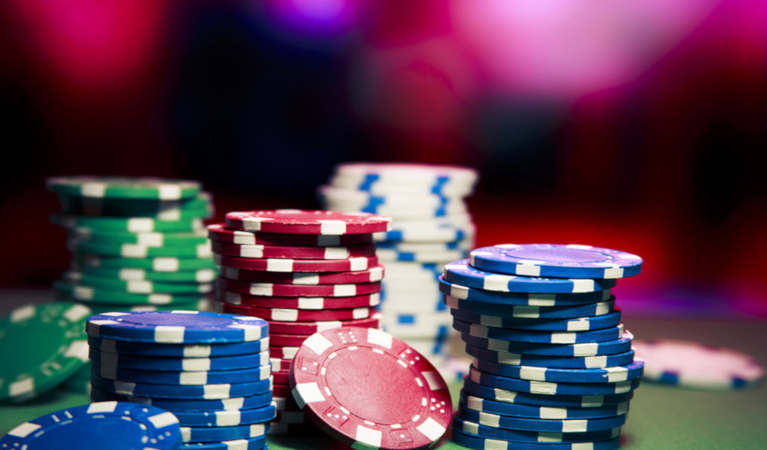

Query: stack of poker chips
<box><xmin>319</xmin><ymin>163</ymin><xmax>478</xmax><ymax>372</ymax></box>
<box><xmin>46</xmin><ymin>176</ymin><xmax>217</xmax><ymax>393</ymax></box>
<box><xmin>86</xmin><ymin>311</ymin><xmax>274</xmax><ymax>449</ymax></box>
<box><xmin>208</xmin><ymin>209</ymin><xmax>391</xmax><ymax>434</ymax></box>
<box><xmin>441</xmin><ymin>244</ymin><xmax>644</xmax><ymax>449</ymax></box>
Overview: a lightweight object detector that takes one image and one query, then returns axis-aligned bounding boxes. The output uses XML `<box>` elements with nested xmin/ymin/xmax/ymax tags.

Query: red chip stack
<box><xmin>208</xmin><ymin>210</ymin><xmax>391</xmax><ymax>434</ymax></box>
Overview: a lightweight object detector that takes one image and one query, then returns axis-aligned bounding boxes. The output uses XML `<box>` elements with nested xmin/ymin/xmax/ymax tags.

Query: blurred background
<box><xmin>2</xmin><ymin>0</ymin><xmax>766</xmax><ymax>318</ymax></box>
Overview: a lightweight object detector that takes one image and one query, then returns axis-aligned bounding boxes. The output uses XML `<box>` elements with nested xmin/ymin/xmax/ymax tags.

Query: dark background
<box><xmin>2</xmin><ymin>0</ymin><xmax>766</xmax><ymax>317</ymax></box>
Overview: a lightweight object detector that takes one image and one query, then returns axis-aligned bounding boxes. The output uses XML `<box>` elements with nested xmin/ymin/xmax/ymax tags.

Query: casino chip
<box><xmin>224</xmin><ymin>210</ymin><xmax>391</xmax><ymax>235</ymax></box>
<box><xmin>439</xmin><ymin>242</ymin><xmax>643</xmax><ymax>448</ymax></box>
<box><xmin>0</xmin><ymin>401</ymin><xmax>182</xmax><ymax>450</ymax></box>
<box><xmin>320</xmin><ymin>163</ymin><xmax>478</xmax><ymax>378</ymax></box>
<box><xmin>633</xmin><ymin>339</ymin><xmax>765</xmax><ymax>390</ymax></box>
<box><xmin>0</xmin><ymin>302</ymin><xmax>90</xmax><ymax>402</ymax></box>
<box><xmin>289</xmin><ymin>327</ymin><xmax>452</xmax><ymax>449</ymax></box>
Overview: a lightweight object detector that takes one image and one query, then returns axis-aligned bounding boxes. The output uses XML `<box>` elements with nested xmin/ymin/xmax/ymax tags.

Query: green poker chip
<box><xmin>52</xmin><ymin>213</ymin><xmax>206</xmax><ymax>233</ymax></box>
<box><xmin>63</xmin><ymin>271</ymin><xmax>213</xmax><ymax>294</ymax></box>
<box><xmin>0</xmin><ymin>302</ymin><xmax>91</xmax><ymax>402</ymax></box>
<box><xmin>68</xmin><ymin>230</ymin><xmax>208</xmax><ymax>248</ymax></box>
<box><xmin>74</xmin><ymin>254</ymin><xmax>217</xmax><ymax>272</ymax></box>
<box><xmin>68</xmin><ymin>239</ymin><xmax>212</xmax><ymax>258</ymax></box>
<box><xmin>77</xmin><ymin>266</ymin><xmax>217</xmax><ymax>283</ymax></box>
<box><xmin>54</xmin><ymin>281</ymin><xmax>209</xmax><ymax>305</ymax></box>
<box><xmin>47</xmin><ymin>176</ymin><xmax>201</xmax><ymax>200</ymax></box>
<box><xmin>57</xmin><ymin>192</ymin><xmax>212</xmax><ymax>218</ymax></box>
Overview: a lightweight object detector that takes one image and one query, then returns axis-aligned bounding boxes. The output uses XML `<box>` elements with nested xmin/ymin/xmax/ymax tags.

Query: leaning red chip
<box><xmin>219</xmin><ymin>265</ymin><xmax>385</xmax><ymax>285</ymax></box>
<box><xmin>225</xmin><ymin>210</ymin><xmax>391</xmax><ymax>235</ymax></box>
<box><xmin>211</xmin><ymin>241</ymin><xmax>377</xmax><ymax>260</ymax></box>
<box><xmin>221</xmin><ymin>303</ymin><xmax>378</xmax><ymax>322</ymax></box>
<box><xmin>215</xmin><ymin>254</ymin><xmax>378</xmax><ymax>273</ymax></box>
<box><xmin>216</xmin><ymin>290</ymin><xmax>380</xmax><ymax>310</ymax></box>
<box><xmin>289</xmin><ymin>327</ymin><xmax>452</xmax><ymax>449</ymax></box>
<box><xmin>217</xmin><ymin>278</ymin><xmax>382</xmax><ymax>298</ymax></box>
<box><xmin>267</xmin><ymin>314</ymin><xmax>380</xmax><ymax>335</ymax></box>
<box><xmin>208</xmin><ymin>223</ymin><xmax>375</xmax><ymax>247</ymax></box>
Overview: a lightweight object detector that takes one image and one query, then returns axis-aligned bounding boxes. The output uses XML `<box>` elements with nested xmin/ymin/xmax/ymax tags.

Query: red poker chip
<box><xmin>215</xmin><ymin>291</ymin><xmax>380</xmax><ymax>310</ymax></box>
<box><xmin>208</xmin><ymin>223</ymin><xmax>374</xmax><ymax>246</ymax></box>
<box><xmin>215</xmin><ymin>254</ymin><xmax>378</xmax><ymax>273</ymax></box>
<box><xmin>267</xmin><ymin>314</ymin><xmax>380</xmax><ymax>335</ymax></box>
<box><xmin>222</xmin><ymin>303</ymin><xmax>378</xmax><ymax>322</ymax></box>
<box><xmin>217</xmin><ymin>277</ymin><xmax>382</xmax><ymax>298</ymax></box>
<box><xmin>220</xmin><ymin>265</ymin><xmax>385</xmax><ymax>285</ymax></box>
<box><xmin>290</xmin><ymin>327</ymin><xmax>452</xmax><ymax>449</ymax></box>
<box><xmin>225</xmin><ymin>210</ymin><xmax>391</xmax><ymax>235</ymax></box>
<box><xmin>211</xmin><ymin>241</ymin><xmax>377</xmax><ymax>260</ymax></box>
<box><xmin>270</xmin><ymin>357</ymin><xmax>294</xmax><ymax>372</ymax></box>
<box><xmin>270</xmin><ymin>346</ymin><xmax>300</xmax><ymax>359</ymax></box>
<box><xmin>273</xmin><ymin>369</ymin><xmax>291</xmax><ymax>385</ymax></box>
<box><xmin>270</xmin><ymin>333</ymin><xmax>311</xmax><ymax>347</ymax></box>
<box><xmin>272</xmin><ymin>384</ymin><xmax>295</xmax><ymax>398</ymax></box>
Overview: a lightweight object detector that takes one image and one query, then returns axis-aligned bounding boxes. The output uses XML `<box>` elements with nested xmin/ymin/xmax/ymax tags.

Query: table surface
<box><xmin>1</xmin><ymin>313</ymin><xmax>765</xmax><ymax>449</ymax></box>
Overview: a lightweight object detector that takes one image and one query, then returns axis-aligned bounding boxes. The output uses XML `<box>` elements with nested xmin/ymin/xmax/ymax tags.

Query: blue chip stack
<box><xmin>442</xmin><ymin>244</ymin><xmax>644</xmax><ymax>449</ymax></box>
<box><xmin>320</xmin><ymin>163</ymin><xmax>478</xmax><ymax>374</ymax></box>
<box><xmin>86</xmin><ymin>311</ymin><xmax>274</xmax><ymax>450</ymax></box>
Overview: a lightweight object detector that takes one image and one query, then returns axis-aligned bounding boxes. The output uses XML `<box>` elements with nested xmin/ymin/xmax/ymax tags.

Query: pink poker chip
<box><xmin>224</xmin><ymin>210</ymin><xmax>391</xmax><ymax>235</ymax></box>
<box><xmin>207</xmin><ymin>223</ymin><xmax>374</xmax><ymax>246</ymax></box>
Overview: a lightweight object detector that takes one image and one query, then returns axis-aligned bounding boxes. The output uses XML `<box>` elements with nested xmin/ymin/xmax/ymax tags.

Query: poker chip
<box><xmin>269</xmin><ymin>346</ymin><xmax>299</xmax><ymax>359</ymax></box>
<box><xmin>86</xmin><ymin>311</ymin><xmax>268</xmax><ymax>343</ymax></box>
<box><xmin>220</xmin><ymin>265</ymin><xmax>384</xmax><ymax>284</ymax></box>
<box><xmin>0</xmin><ymin>401</ymin><xmax>182</xmax><ymax>450</ymax></box>
<box><xmin>444</xmin><ymin>295</ymin><xmax>616</xmax><ymax>320</ymax></box>
<box><xmin>225</xmin><ymin>210</ymin><xmax>391</xmax><ymax>235</ymax></box>
<box><xmin>179</xmin><ymin>436</ymin><xmax>267</xmax><ymax>450</ymax></box>
<box><xmin>461</xmin><ymin>393</ymin><xmax>629</xmax><ymax>420</ymax></box>
<box><xmin>289</xmin><ymin>327</ymin><xmax>452</xmax><ymax>449</ymax></box>
<box><xmin>216</xmin><ymin>291</ymin><xmax>381</xmax><ymax>310</ymax></box>
<box><xmin>376</xmin><ymin>247</ymin><xmax>468</xmax><ymax>263</ymax></box>
<box><xmin>463</xmin><ymin>346</ymin><xmax>637</xmax><ymax>369</ymax></box>
<box><xmin>451</xmin><ymin>309</ymin><xmax>623</xmax><ymax>332</ymax></box>
<box><xmin>470</xmin><ymin>244</ymin><xmax>643</xmax><ymax>280</ymax></box>
<box><xmin>461</xmin><ymin>378</ymin><xmax>635</xmax><ymax>408</ymax></box>
<box><xmin>93</xmin><ymin>362</ymin><xmax>271</xmax><ymax>385</ymax></box>
<box><xmin>453</xmin><ymin>319</ymin><xmax>626</xmax><ymax>344</ymax></box>
<box><xmin>214</xmin><ymin>254</ymin><xmax>378</xmax><ymax>273</ymax></box>
<box><xmin>210</xmin><ymin>241</ymin><xmax>376</xmax><ymax>260</ymax></box>
<box><xmin>451</xmin><ymin>427</ymin><xmax>620</xmax><ymax>450</ymax></box>
<box><xmin>90</xmin><ymin>349</ymin><xmax>269</xmax><ymax>371</ymax></box>
<box><xmin>92</xmin><ymin>387</ymin><xmax>274</xmax><ymax>412</ymax></box>
<box><xmin>0</xmin><ymin>302</ymin><xmax>90</xmax><ymax>402</ymax></box>
<box><xmin>445</xmin><ymin>260</ymin><xmax>617</xmax><ymax>294</ymax></box>
<box><xmin>270</xmin><ymin>358</ymin><xmax>293</xmax><ymax>372</ymax></box>
<box><xmin>632</xmin><ymin>339</ymin><xmax>766</xmax><ymax>389</ymax></box>
<box><xmin>375</xmin><ymin>221</ymin><xmax>475</xmax><ymax>243</ymax></box>
<box><xmin>266</xmin><ymin>314</ymin><xmax>380</xmax><ymax>335</ymax></box>
<box><xmin>453</xmin><ymin>417</ymin><xmax>621</xmax><ymax>443</ymax></box>
<box><xmin>76</xmin><ymin>254</ymin><xmax>217</xmax><ymax>271</ymax></box>
<box><xmin>80</xmin><ymin>266</ymin><xmax>217</xmax><ymax>283</ymax></box>
<box><xmin>64</xmin><ymin>271</ymin><xmax>214</xmax><ymax>294</ymax></box>
<box><xmin>461</xmin><ymin>332</ymin><xmax>635</xmax><ymax>357</ymax></box>
<box><xmin>221</xmin><ymin>304</ymin><xmax>377</xmax><ymax>321</ymax></box>
<box><xmin>56</xmin><ymin>281</ymin><xmax>209</xmax><ymax>305</ymax></box>
<box><xmin>172</xmin><ymin>402</ymin><xmax>276</xmax><ymax>427</ymax></box>
<box><xmin>91</xmin><ymin>375</ymin><xmax>272</xmax><ymax>399</ymax></box>
<box><xmin>71</xmin><ymin>229</ymin><xmax>209</xmax><ymax>247</ymax></box>
<box><xmin>48</xmin><ymin>176</ymin><xmax>201</xmax><ymax>200</ymax></box>
<box><xmin>457</xmin><ymin>403</ymin><xmax>627</xmax><ymax>433</ymax></box>
<box><xmin>52</xmin><ymin>213</ymin><xmax>206</xmax><ymax>233</ymax></box>
<box><xmin>472</xmin><ymin>358</ymin><xmax>644</xmax><ymax>384</ymax></box>
<box><xmin>217</xmin><ymin>277</ymin><xmax>382</xmax><ymax>297</ymax></box>
<box><xmin>468</xmin><ymin>366</ymin><xmax>640</xmax><ymax>396</ymax></box>
<box><xmin>69</xmin><ymin>239</ymin><xmax>213</xmax><ymax>258</ymax></box>
<box><xmin>179</xmin><ymin>424</ymin><xmax>267</xmax><ymax>443</ymax></box>
<box><xmin>87</xmin><ymin>336</ymin><xmax>270</xmax><ymax>358</ymax></box>
<box><xmin>439</xmin><ymin>277</ymin><xmax>612</xmax><ymax>306</ymax></box>
<box><xmin>207</xmin><ymin>223</ymin><xmax>374</xmax><ymax>246</ymax></box>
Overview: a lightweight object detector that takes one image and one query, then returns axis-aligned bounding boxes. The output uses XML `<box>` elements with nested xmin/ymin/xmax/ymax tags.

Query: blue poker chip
<box><xmin>439</xmin><ymin>277</ymin><xmax>611</xmax><ymax>307</ymax></box>
<box><xmin>453</xmin><ymin>319</ymin><xmax>625</xmax><ymax>344</ymax></box>
<box><xmin>90</xmin><ymin>348</ymin><xmax>269</xmax><ymax>371</ymax></box>
<box><xmin>470</xmin><ymin>244</ymin><xmax>643</xmax><ymax>280</ymax></box>
<box><xmin>444</xmin><ymin>260</ymin><xmax>617</xmax><ymax>294</ymax></box>
<box><xmin>180</xmin><ymin>422</ymin><xmax>268</xmax><ymax>443</ymax></box>
<box><xmin>472</xmin><ymin>358</ymin><xmax>644</xmax><ymax>384</ymax></box>
<box><xmin>460</xmin><ymin>392</ymin><xmax>629</xmax><ymax>419</ymax></box>
<box><xmin>86</xmin><ymin>311</ymin><xmax>268</xmax><ymax>344</ymax></box>
<box><xmin>172</xmin><ymin>402</ymin><xmax>276</xmax><ymax>427</ymax></box>
<box><xmin>179</xmin><ymin>435</ymin><xmax>267</xmax><ymax>450</ymax></box>
<box><xmin>444</xmin><ymin>295</ymin><xmax>616</xmax><ymax>320</ymax></box>
<box><xmin>93</xmin><ymin>362</ymin><xmax>272</xmax><ymax>385</ymax></box>
<box><xmin>451</xmin><ymin>309</ymin><xmax>622</xmax><ymax>332</ymax></box>
<box><xmin>464</xmin><ymin>345</ymin><xmax>636</xmax><ymax>369</ymax></box>
<box><xmin>460</xmin><ymin>331</ymin><xmax>634</xmax><ymax>357</ymax></box>
<box><xmin>461</xmin><ymin>378</ymin><xmax>634</xmax><ymax>408</ymax></box>
<box><xmin>92</xmin><ymin>374</ymin><xmax>272</xmax><ymax>399</ymax></box>
<box><xmin>451</xmin><ymin>427</ymin><xmax>620</xmax><ymax>450</ymax></box>
<box><xmin>468</xmin><ymin>366</ymin><xmax>640</xmax><ymax>396</ymax></box>
<box><xmin>88</xmin><ymin>335</ymin><xmax>270</xmax><ymax>357</ymax></box>
<box><xmin>453</xmin><ymin>417</ymin><xmax>621</xmax><ymax>444</ymax></box>
<box><xmin>0</xmin><ymin>401</ymin><xmax>181</xmax><ymax>450</ymax></box>
<box><xmin>457</xmin><ymin>402</ymin><xmax>627</xmax><ymax>433</ymax></box>
<box><xmin>92</xmin><ymin>387</ymin><xmax>273</xmax><ymax>411</ymax></box>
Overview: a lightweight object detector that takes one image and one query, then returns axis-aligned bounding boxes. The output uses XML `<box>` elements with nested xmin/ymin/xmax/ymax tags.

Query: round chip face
<box><xmin>632</xmin><ymin>339</ymin><xmax>765</xmax><ymax>389</ymax></box>
<box><xmin>0</xmin><ymin>401</ymin><xmax>181</xmax><ymax>450</ymax></box>
<box><xmin>224</xmin><ymin>210</ymin><xmax>391</xmax><ymax>235</ymax></box>
<box><xmin>289</xmin><ymin>327</ymin><xmax>452</xmax><ymax>449</ymax></box>
<box><xmin>0</xmin><ymin>302</ymin><xmax>91</xmax><ymax>402</ymax></box>
<box><xmin>444</xmin><ymin>260</ymin><xmax>617</xmax><ymax>294</ymax></box>
<box><xmin>86</xmin><ymin>311</ymin><xmax>268</xmax><ymax>343</ymax></box>
<box><xmin>47</xmin><ymin>176</ymin><xmax>200</xmax><ymax>200</ymax></box>
<box><xmin>470</xmin><ymin>244</ymin><xmax>643</xmax><ymax>279</ymax></box>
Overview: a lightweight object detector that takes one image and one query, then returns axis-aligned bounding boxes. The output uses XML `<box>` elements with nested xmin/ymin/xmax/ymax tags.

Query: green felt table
<box><xmin>2</xmin><ymin>317</ymin><xmax>766</xmax><ymax>449</ymax></box>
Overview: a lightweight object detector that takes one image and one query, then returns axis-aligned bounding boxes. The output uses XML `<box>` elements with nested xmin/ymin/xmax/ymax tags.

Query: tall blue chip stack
<box><xmin>85</xmin><ymin>311</ymin><xmax>274</xmax><ymax>450</ymax></box>
<box><xmin>319</xmin><ymin>163</ymin><xmax>478</xmax><ymax>377</ymax></box>
<box><xmin>443</xmin><ymin>244</ymin><xmax>644</xmax><ymax>449</ymax></box>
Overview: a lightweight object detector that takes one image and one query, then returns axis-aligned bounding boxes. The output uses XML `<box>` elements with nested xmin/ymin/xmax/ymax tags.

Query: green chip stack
<box><xmin>46</xmin><ymin>176</ymin><xmax>217</xmax><ymax>393</ymax></box>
